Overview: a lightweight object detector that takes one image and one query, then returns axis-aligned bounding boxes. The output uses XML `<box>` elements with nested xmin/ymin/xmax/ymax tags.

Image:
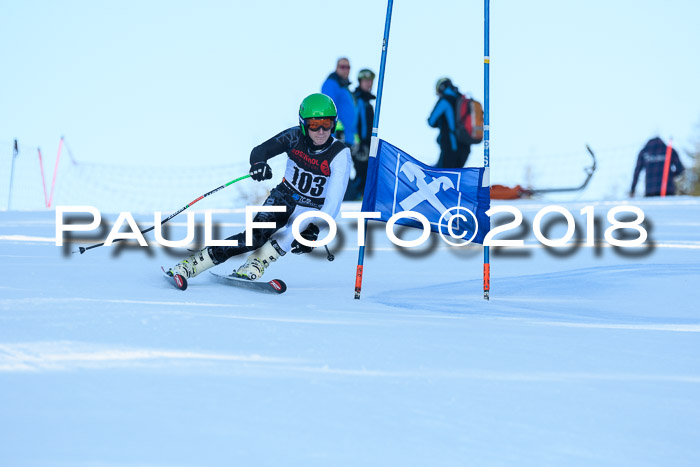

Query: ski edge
<box><xmin>209</xmin><ymin>271</ymin><xmax>287</xmax><ymax>294</ymax></box>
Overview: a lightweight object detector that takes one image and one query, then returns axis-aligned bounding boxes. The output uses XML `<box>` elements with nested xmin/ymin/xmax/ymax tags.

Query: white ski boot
<box><xmin>170</xmin><ymin>247</ymin><xmax>217</xmax><ymax>279</ymax></box>
<box><xmin>235</xmin><ymin>241</ymin><xmax>282</xmax><ymax>281</ymax></box>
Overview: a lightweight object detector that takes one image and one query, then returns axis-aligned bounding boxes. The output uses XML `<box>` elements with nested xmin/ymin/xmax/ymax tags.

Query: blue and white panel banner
<box><xmin>361</xmin><ymin>139</ymin><xmax>490</xmax><ymax>244</ymax></box>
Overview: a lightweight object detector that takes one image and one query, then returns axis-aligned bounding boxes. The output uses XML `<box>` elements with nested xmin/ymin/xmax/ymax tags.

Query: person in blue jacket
<box><xmin>428</xmin><ymin>77</ymin><xmax>471</xmax><ymax>168</ymax></box>
<box><xmin>322</xmin><ymin>57</ymin><xmax>357</xmax><ymax>147</ymax></box>
<box><xmin>630</xmin><ymin>136</ymin><xmax>684</xmax><ymax>197</ymax></box>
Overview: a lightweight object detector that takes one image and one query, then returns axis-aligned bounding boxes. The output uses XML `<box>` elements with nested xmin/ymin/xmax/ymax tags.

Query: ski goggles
<box><xmin>305</xmin><ymin>117</ymin><xmax>334</xmax><ymax>132</ymax></box>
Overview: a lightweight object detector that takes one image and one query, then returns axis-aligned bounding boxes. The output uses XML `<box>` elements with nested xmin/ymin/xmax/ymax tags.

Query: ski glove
<box><xmin>250</xmin><ymin>162</ymin><xmax>272</xmax><ymax>181</ymax></box>
<box><xmin>290</xmin><ymin>223</ymin><xmax>319</xmax><ymax>254</ymax></box>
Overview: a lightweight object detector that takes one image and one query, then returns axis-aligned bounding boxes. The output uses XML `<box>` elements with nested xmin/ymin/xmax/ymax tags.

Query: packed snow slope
<box><xmin>1</xmin><ymin>197</ymin><xmax>699</xmax><ymax>466</ymax></box>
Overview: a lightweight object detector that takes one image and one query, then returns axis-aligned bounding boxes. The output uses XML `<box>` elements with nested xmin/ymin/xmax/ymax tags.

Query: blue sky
<box><xmin>1</xmin><ymin>0</ymin><xmax>699</xmax><ymax>192</ymax></box>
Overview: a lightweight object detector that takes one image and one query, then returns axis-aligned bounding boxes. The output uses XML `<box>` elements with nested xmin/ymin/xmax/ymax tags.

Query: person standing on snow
<box><xmin>344</xmin><ymin>68</ymin><xmax>376</xmax><ymax>201</ymax></box>
<box><xmin>630</xmin><ymin>136</ymin><xmax>684</xmax><ymax>197</ymax></box>
<box><xmin>167</xmin><ymin>93</ymin><xmax>351</xmax><ymax>288</ymax></box>
<box><xmin>321</xmin><ymin>57</ymin><xmax>357</xmax><ymax>148</ymax></box>
<box><xmin>428</xmin><ymin>77</ymin><xmax>471</xmax><ymax>168</ymax></box>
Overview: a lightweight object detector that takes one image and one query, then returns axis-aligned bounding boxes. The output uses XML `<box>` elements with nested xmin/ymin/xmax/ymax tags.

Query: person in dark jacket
<box><xmin>630</xmin><ymin>136</ymin><xmax>684</xmax><ymax>197</ymax></box>
<box><xmin>321</xmin><ymin>57</ymin><xmax>357</xmax><ymax>146</ymax></box>
<box><xmin>166</xmin><ymin>94</ymin><xmax>351</xmax><ymax>289</ymax></box>
<box><xmin>344</xmin><ymin>68</ymin><xmax>376</xmax><ymax>201</ymax></box>
<box><xmin>428</xmin><ymin>77</ymin><xmax>471</xmax><ymax>168</ymax></box>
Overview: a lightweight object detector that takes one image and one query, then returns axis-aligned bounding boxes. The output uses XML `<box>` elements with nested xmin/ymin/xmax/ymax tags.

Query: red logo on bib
<box><xmin>320</xmin><ymin>160</ymin><xmax>330</xmax><ymax>176</ymax></box>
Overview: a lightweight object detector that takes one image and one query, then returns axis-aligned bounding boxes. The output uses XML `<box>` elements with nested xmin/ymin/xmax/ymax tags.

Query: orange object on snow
<box><xmin>490</xmin><ymin>184</ymin><xmax>529</xmax><ymax>200</ymax></box>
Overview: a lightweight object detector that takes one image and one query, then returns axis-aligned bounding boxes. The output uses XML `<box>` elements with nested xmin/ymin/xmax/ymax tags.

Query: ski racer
<box><xmin>167</xmin><ymin>93</ymin><xmax>352</xmax><ymax>288</ymax></box>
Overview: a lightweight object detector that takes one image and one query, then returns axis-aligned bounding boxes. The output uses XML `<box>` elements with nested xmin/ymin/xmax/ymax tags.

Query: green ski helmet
<box><xmin>298</xmin><ymin>93</ymin><xmax>338</xmax><ymax>136</ymax></box>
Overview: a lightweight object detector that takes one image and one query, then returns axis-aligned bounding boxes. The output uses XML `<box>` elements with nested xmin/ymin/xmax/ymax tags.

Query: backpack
<box><xmin>454</xmin><ymin>95</ymin><xmax>484</xmax><ymax>145</ymax></box>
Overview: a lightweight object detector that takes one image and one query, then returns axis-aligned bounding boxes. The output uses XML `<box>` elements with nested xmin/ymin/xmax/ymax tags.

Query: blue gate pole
<box><xmin>7</xmin><ymin>139</ymin><xmax>18</xmax><ymax>210</ymax></box>
<box><xmin>483</xmin><ymin>0</ymin><xmax>491</xmax><ymax>300</ymax></box>
<box><xmin>354</xmin><ymin>0</ymin><xmax>394</xmax><ymax>300</ymax></box>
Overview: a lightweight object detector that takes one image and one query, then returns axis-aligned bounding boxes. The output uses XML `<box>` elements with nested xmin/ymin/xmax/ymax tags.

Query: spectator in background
<box><xmin>334</xmin><ymin>119</ymin><xmax>346</xmax><ymax>144</ymax></box>
<box><xmin>630</xmin><ymin>136</ymin><xmax>684</xmax><ymax>197</ymax></box>
<box><xmin>428</xmin><ymin>77</ymin><xmax>471</xmax><ymax>168</ymax></box>
<box><xmin>322</xmin><ymin>58</ymin><xmax>357</xmax><ymax>147</ymax></box>
<box><xmin>344</xmin><ymin>68</ymin><xmax>376</xmax><ymax>201</ymax></box>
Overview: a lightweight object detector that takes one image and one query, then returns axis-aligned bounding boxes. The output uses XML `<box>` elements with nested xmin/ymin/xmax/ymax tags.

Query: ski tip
<box><xmin>174</xmin><ymin>274</ymin><xmax>188</xmax><ymax>290</ymax></box>
<box><xmin>268</xmin><ymin>279</ymin><xmax>287</xmax><ymax>294</ymax></box>
<box><xmin>161</xmin><ymin>266</ymin><xmax>188</xmax><ymax>290</ymax></box>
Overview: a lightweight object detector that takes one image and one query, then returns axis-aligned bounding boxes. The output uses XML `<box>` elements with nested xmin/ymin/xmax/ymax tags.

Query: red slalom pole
<box><xmin>47</xmin><ymin>137</ymin><xmax>64</xmax><ymax>207</ymax></box>
<box><xmin>37</xmin><ymin>148</ymin><xmax>49</xmax><ymax>208</ymax></box>
<box><xmin>660</xmin><ymin>138</ymin><xmax>673</xmax><ymax>197</ymax></box>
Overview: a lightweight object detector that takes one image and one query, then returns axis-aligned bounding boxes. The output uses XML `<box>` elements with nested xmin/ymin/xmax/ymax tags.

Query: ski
<box><xmin>209</xmin><ymin>271</ymin><xmax>287</xmax><ymax>295</ymax></box>
<box><xmin>161</xmin><ymin>266</ymin><xmax>188</xmax><ymax>291</ymax></box>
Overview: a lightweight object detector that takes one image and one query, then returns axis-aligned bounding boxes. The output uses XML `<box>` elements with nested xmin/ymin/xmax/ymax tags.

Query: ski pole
<box><xmin>74</xmin><ymin>174</ymin><xmax>251</xmax><ymax>254</ymax></box>
<box><xmin>324</xmin><ymin>245</ymin><xmax>335</xmax><ymax>261</ymax></box>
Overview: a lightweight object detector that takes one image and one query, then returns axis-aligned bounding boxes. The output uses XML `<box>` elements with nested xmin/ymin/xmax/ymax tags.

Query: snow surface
<box><xmin>1</xmin><ymin>197</ymin><xmax>700</xmax><ymax>466</ymax></box>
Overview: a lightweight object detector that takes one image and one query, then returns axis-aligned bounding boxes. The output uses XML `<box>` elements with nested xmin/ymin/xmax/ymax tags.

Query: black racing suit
<box><xmin>209</xmin><ymin>127</ymin><xmax>350</xmax><ymax>264</ymax></box>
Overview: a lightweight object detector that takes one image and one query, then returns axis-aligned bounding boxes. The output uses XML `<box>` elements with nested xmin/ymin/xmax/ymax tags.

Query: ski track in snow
<box><xmin>3</xmin><ymin>341</ymin><xmax>699</xmax><ymax>384</ymax></box>
<box><xmin>0</xmin><ymin>341</ymin><xmax>297</xmax><ymax>372</ymax></box>
<box><xmin>1</xmin><ymin>199</ymin><xmax>700</xmax><ymax>466</ymax></box>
